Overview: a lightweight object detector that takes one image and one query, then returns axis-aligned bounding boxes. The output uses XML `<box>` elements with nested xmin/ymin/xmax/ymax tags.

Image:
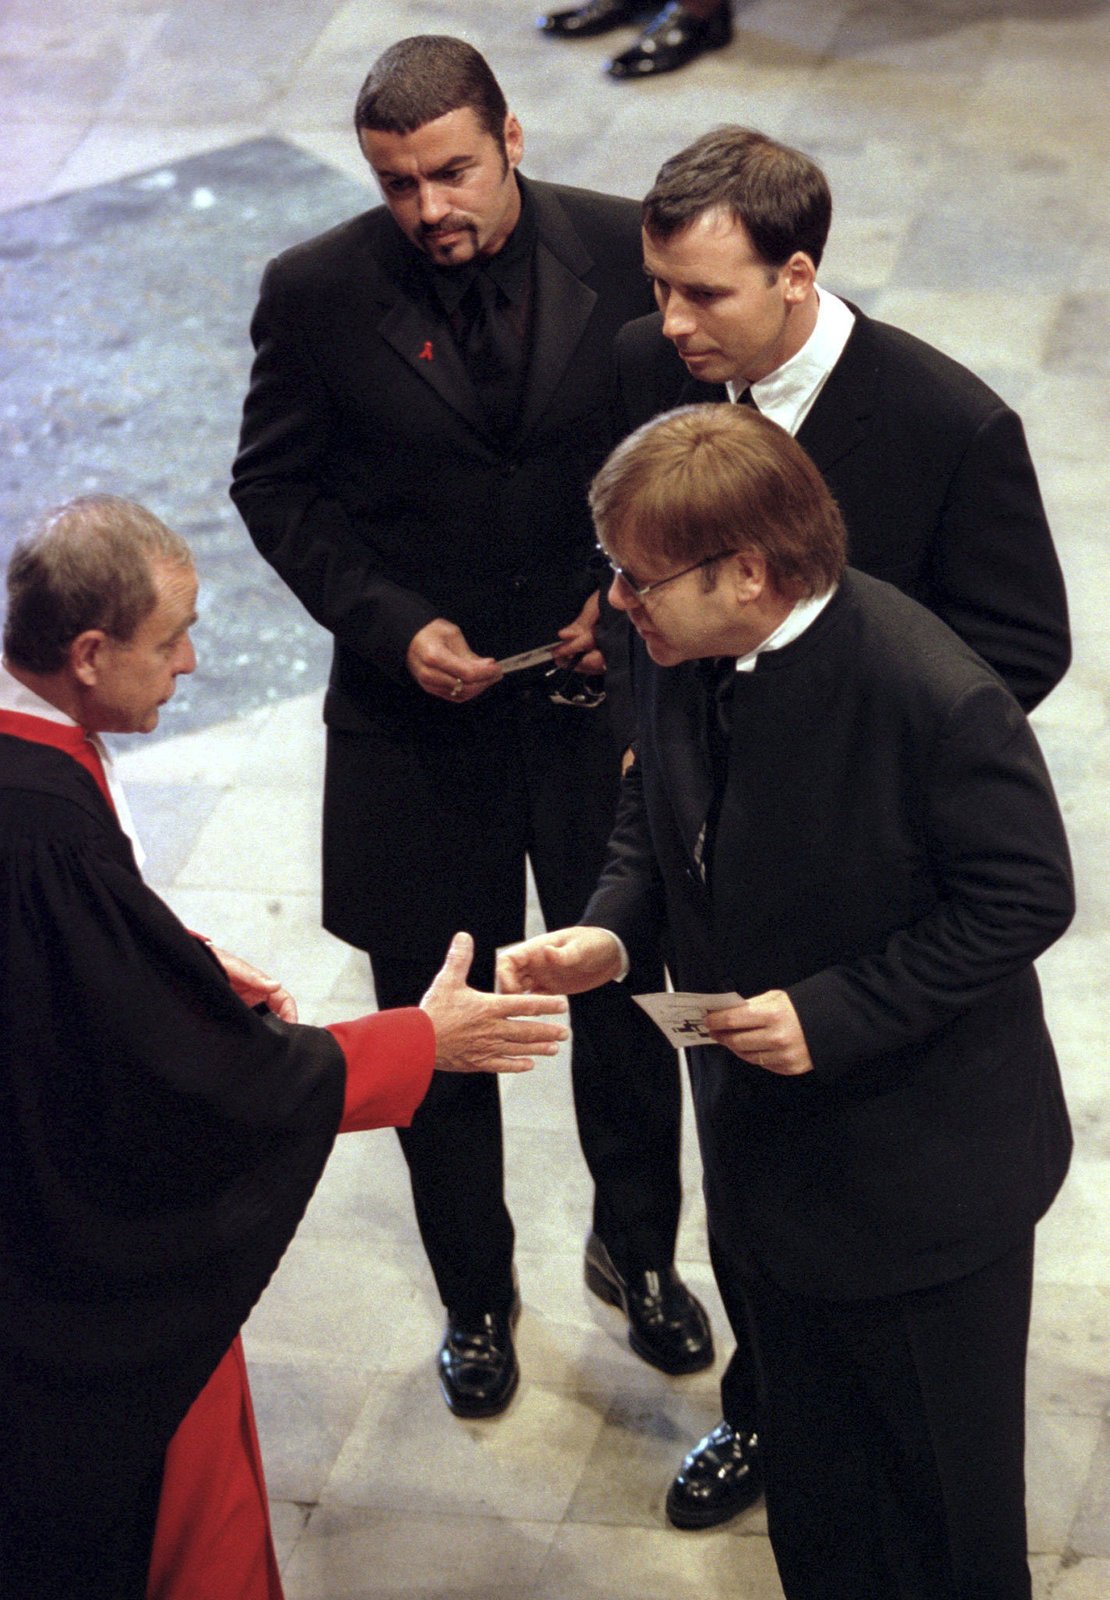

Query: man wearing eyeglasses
<box><xmin>499</xmin><ymin>404</ymin><xmax>1073</xmax><ymax>1600</ymax></box>
<box><xmin>602</xmin><ymin>122</ymin><xmax>1072</xmax><ymax>1531</ymax></box>
<box><xmin>231</xmin><ymin>35</ymin><xmax>711</xmax><ymax>1421</ymax></box>
<box><xmin>611</xmin><ymin>126</ymin><xmax>1069</xmax><ymax>726</ymax></box>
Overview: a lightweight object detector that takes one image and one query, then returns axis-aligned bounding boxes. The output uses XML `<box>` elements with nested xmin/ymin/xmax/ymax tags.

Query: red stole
<box><xmin>0</xmin><ymin>708</ymin><xmax>114</xmax><ymax>809</ymax></box>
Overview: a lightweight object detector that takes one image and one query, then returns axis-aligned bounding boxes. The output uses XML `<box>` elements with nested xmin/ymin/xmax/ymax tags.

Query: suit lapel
<box><xmin>520</xmin><ymin>242</ymin><xmax>596</xmax><ymax>437</ymax></box>
<box><xmin>369</xmin><ymin>217</ymin><xmax>491</xmax><ymax>437</ymax></box>
<box><xmin>796</xmin><ymin>307</ymin><xmax>878</xmax><ymax>472</ymax></box>
<box><xmin>377</xmin><ymin>296</ymin><xmax>488</xmax><ymax>435</ymax></box>
<box><xmin>517</xmin><ymin>183</ymin><xmax>597</xmax><ymax>439</ymax></box>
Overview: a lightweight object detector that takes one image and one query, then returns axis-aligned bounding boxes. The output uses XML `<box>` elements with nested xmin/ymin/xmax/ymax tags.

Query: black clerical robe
<box><xmin>0</xmin><ymin>727</ymin><xmax>433</xmax><ymax>1599</ymax></box>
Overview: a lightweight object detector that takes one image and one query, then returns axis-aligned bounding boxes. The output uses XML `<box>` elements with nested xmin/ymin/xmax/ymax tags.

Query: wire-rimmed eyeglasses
<box><xmin>599</xmin><ymin>545</ymin><xmax>733</xmax><ymax>602</ymax></box>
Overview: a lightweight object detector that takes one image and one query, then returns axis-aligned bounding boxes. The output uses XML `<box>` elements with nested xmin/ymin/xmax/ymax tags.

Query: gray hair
<box><xmin>4</xmin><ymin>494</ymin><xmax>192</xmax><ymax>673</ymax></box>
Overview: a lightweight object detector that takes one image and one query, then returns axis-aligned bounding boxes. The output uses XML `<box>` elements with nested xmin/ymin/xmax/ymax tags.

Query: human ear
<box><xmin>730</xmin><ymin>549</ymin><xmax>767</xmax><ymax>602</ymax></box>
<box><xmin>503</xmin><ymin>113</ymin><xmax>524</xmax><ymax>170</ymax></box>
<box><xmin>782</xmin><ymin>251</ymin><xmax>816</xmax><ymax>304</ymax></box>
<box><xmin>68</xmin><ymin>629</ymin><xmax>109</xmax><ymax>687</ymax></box>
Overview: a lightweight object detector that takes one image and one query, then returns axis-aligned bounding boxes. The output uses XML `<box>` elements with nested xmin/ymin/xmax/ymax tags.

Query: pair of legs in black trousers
<box><xmin>371</xmin><ymin>947</ymin><xmax>680</xmax><ymax>1315</ymax></box>
<box><xmin>363</xmin><ymin>680</ymin><xmax>683</xmax><ymax>1318</ymax></box>
<box><xmin>710</xmin><ymin>1225</ymin><xmax>1036</xmax><ymax>1599</ymax></box>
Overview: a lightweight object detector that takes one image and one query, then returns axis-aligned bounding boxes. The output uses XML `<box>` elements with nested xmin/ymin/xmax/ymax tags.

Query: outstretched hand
<box><xmin>421</xmin><ymin>932</ymin><xmax>569</xmax><ymax>1073</ymax></box>
<box><xmin>496</xmin><ymin>925</ymin><xmax>625</xmax><ymax>996</ymax></box>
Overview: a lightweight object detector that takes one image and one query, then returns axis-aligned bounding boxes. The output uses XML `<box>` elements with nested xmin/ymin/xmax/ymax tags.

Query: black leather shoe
<box><xmin>665</xmin><ymin>1420</ymin><xmax>763</xmax><ymax>1528</ymax></box>
<box><xmin>437</xmin><ymin>1294</ymin><xmax>521</xmax><ymax>1418</ymax></box>
<box><xmin>538</xmin><ymin>0</ymin><xmax>647</xmax><ymax>38</ymax></box>
<box><xmin>605</xmin><ymin>1</ymin><xmax>732</xmax><ymax>78</ymax></box>
<box><xmin>584</xmin><ymin>1232</ymin><xmax>713</xmax><ymax>1374</ymax></box>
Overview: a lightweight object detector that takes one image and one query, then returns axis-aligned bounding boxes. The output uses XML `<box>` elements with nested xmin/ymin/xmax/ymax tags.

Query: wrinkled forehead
<box><xmin>141</xmin><ymin>556</ymin><xmax>197</xmax><ymax>628</ymax></box>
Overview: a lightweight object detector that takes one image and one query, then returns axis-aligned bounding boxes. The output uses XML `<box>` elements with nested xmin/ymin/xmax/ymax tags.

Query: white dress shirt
<box><xmin>726</xmin><ymin>286</ymin><xmax>855</xmax><ymax>436</ymax></box>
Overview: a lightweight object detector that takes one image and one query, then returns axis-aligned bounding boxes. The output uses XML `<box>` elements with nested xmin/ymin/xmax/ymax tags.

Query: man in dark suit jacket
<box><xmin>602</xmin><ymin>123</ymin><xmax>1071</xmax><ymax>1524</ymax></box>
<box><xmin>499</xmin><ymin>404</ymin><xmax>1074</xmax><ymax>1600</ymax></box>
<box><xmin>613</xmin><ymin>125</ymin><xmax>1069</xmax><ymax>721</ymax></box>
<box><xmin>230</xmin><ymin>35</ymin><xmax>711</xmax><ymax>1420</ymax></box>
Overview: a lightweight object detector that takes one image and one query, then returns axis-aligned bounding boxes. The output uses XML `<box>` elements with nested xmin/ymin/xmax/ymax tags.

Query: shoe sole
<box><xmin>584</xmin><ymin>1258</ymin><xmax>714</xmax><ymax>1376</ymax></box>
<box><xmin>664</xmin><ymin>1477</ymin><xmax>764</xmax><ymax>1529</ymax></box>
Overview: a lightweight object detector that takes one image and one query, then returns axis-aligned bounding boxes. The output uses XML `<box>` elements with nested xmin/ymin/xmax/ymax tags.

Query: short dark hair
<box><xmin>3</xmin><ymin>495</ymin><xmax>193</xmax><ymax>674</ymax></box>
<box><xmin>354</xmin><ymin>35</ymin><xmax>509</xmax><ymax>155</ymax></box>
<box><xmin>590</xmin><ymin>404</ymin><xmax>846</xmax><ymax>601</ymax></box>
<box><xmin>643</xmin><ymin>126</ymin><xmax>832</xmax><ymax>270</ymax></box>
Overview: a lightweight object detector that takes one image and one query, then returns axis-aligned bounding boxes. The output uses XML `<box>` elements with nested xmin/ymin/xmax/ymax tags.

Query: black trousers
<box><xmin>710</xmin><ymin>1231</ymin><xmax>761</xmax><ymax>1432</ymax></box>
<box><xmin>355</xmin><ymin>680</ymin><xmax>682</xmax><ymax>1314</ymax></box>
<box><xmin>712</xmin><ymin>1226</ymin><xmax>1036</xmax><ymax>1600</ymax></box>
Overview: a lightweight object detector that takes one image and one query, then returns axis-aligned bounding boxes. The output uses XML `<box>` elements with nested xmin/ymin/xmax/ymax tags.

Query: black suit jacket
<box><xmin>612</xmin><ymin>307</ymin><xmax>1070</xmax><ymax>718</ymax></box>
<box><xmin>231</xmin><ymin>178</ymin><xmax>653</xmax><ymax>947</ymax></box>
<box><xmin>585</xmin><ymin>573</ymin><xmax>1074</xmax><ymax>1300</ymax></box>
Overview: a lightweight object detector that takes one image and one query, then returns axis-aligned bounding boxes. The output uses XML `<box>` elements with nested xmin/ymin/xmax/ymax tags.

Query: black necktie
<box><xmin>706</xmin><ymin>656</ymin><xmax>735</xmax><ymax>789</ymax></box>
<box><xmin>736</xmin><ymin>386</ymin><xmax>758</xmax><ymax>410</ymax></box>
<box><xmin>459</xmin><ymin>270</ymin><xmax>523</xmax><ymax>435</ymax></box>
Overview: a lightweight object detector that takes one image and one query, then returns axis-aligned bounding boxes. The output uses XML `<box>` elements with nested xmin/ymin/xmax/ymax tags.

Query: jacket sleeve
<box><xmin>788</xmin><ymin>680</ymin><xmax>1075</xmax><ymax>1078</ymax></box>
<box><xmin>920</xmin><ymin>404</ymin><xmax>1070</xmax><ymax>712</ymax></box>
<box><xmin>229</xmin><ymin>257</ymin><xmax>439</xmax><ymax>682</ymax></box>
<box><xmin>582</xmin><ymin>754</ymin><xmax>668</xmax><ymax>970</ymax></box>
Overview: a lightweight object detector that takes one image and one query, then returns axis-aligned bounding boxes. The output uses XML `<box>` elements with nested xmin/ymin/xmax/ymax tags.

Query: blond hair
<box><xmin>590</xmin><ymin>404</ymin><xmax>845</xmax><ymax>600</ymax></box>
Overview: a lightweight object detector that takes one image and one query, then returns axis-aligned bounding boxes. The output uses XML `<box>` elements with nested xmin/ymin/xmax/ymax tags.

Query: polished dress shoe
<box><xmin>584</xmin><ymin>1232</ymin><xmax>713</xmax><ymax>1374</ymax></box>
<box><xmin>665</xmin><ymin>1420</ymin><xmax>763</xmax><ymax>1528</ymax></box>
<box><xmin>437</xmin><ymin>1294</ymin><xmax>521</xmax><ymax>1418</ymax></box>
<box><xmin>538</xmin><ymin>0</ymin><xmax>647</xmax><ymax>38</ymax></box>
<box><xmin>606</xmin><ymin>1</ymin><xmax>732</xmax><ymax>78</ymax></box>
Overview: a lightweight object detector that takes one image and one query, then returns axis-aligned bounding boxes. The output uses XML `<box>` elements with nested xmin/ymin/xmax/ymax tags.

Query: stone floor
<box><xmin>2</xmin><ymin>2</ymin><xmax>1108</xmax><ymax>1596</ymax></box>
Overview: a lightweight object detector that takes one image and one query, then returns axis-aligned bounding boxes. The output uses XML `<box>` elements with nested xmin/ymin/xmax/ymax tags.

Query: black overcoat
<box><xmin>232</xmin><ymin>178</ymin><xmax>654</xmax><ymax>954</ymax></box>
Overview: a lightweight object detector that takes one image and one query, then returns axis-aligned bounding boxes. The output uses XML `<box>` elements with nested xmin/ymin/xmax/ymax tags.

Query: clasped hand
<box><xmin>210</xmin><ymin>944</ymin><xmax>298</xmax><ymax>1022</ymax></box>
<box><xmin>497</xmin><ymin>930</ymin><xmax>813</xmax><ymax>1076</ymax></box>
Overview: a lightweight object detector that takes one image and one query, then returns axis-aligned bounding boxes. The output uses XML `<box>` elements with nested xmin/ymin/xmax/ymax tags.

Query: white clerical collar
<box><xmin>0</xmin><ymin>658</ymin><xmax>78</xmax><ymax>723</ymax></box>
<box><xmin>732</xmin><ymin>586</ymin><xmax>837</xmax><ymax>674</ymax></box>
<box><xmin>0</xmin><ymin>658</ymin><xmax>144</xmax><ymax>863</ymax></box>
<box><xmin>727</xmin><ymin>287</ymin><xmax>855</xmax><ymax>435</ymax></box>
